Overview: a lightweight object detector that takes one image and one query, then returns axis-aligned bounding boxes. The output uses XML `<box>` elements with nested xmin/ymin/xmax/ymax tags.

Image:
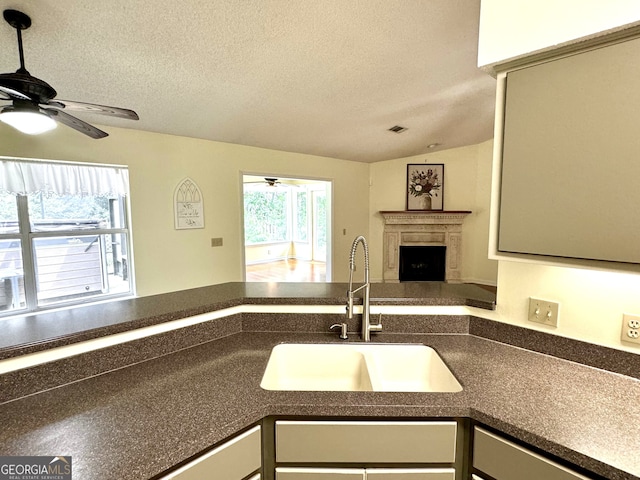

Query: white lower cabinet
<box><xmin>275</xmin><ymin>468</ymin><xmax>455</xmax><ymax>480</ymax></box>
<box><xmin>366</xmin><ymin>469</ymin><xmax>455</xmax><ymax>480</ymax></box>
<box><xmin>276</xmin><ymin>468</ymin><xmax>365</xmax><ymax>480</ymax></box>
<box><xmin>473</xmin><ymin>427</ymin><xmax>594</xmax><ymax>480</ymax></box>
<box><xmin>274</xmin><ymin>421</ymin><xmax>458</xmax><ymax>480</ymax></box>
<box><xmin>275</xmin><ymin>420</ymin><xmax>457</xmax><ymax>463</ymax></box>
<box><xmin>160</xmin><ymin>425</ymin><xmax>261</xmax><ymax>479</ymax></box>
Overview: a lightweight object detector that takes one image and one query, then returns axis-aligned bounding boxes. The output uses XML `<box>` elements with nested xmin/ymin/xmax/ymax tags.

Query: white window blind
<box><xmin>0</xmin><ymin>159</ymin><xmax>129</xmax><ymax>197</ymax></box>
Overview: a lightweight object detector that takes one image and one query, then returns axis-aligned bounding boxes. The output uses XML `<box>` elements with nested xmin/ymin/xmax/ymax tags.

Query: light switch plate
<box><xmin>211</xmin><ymin>237</ymin><xmax>223</xmax><ymax>247</ymax></box>
<box><xmin>528</xmin><ymin>297</ymin><xmax>559</xmax><ymax>327</ymax></box>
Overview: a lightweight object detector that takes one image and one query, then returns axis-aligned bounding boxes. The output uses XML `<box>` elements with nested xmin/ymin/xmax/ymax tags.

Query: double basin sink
<box><xmin>260</xmin><ymin>343</ymin><xmax>462</xmax><ymax>392</ymax></box>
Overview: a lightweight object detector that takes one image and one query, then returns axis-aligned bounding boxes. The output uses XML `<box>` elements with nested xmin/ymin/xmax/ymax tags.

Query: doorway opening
<box><xmin>242</xmin><ymin>175</ymin><xmax>331</xmax><ymax>282</ymax></box>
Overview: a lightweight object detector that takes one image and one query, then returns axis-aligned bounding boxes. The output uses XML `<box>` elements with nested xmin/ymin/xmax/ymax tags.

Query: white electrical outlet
<box><xmin>621</xmin><ymin>314</ymin><xmax>640</xmax><ymax>345</ymax></box>
<box><xmin>528</xmin><ymin>297</ymin><xmax>559</xmax><ymax>327</ymax></box>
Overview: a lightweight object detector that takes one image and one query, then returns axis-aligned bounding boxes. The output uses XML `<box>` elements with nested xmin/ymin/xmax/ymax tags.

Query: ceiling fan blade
<box><xmin>46</xmin><ymin>99</ymin><xmax>139</xmax><ymax>120</ymax></box>
<box><xmin>43</xmin><ymin>108</ymin><xmax>109</xmax><ymax>139</ymax></box>
<box><xmin>0</xmin><ymin>84</ymin><xmax>32</xmax><ymax>101</ymax></box>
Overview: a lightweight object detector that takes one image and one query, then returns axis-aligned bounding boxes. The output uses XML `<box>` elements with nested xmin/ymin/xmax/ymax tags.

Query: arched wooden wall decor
<box><xmin>174</xmin><ymin>177</ymin><xmax>204</xmax><ymax>229</ymax></box>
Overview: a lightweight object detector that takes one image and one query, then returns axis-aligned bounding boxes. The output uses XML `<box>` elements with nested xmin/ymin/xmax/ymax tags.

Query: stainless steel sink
<box><xmin>260</xmin><ymin>343</ymin><xmax>462</xmax><ymax>392</ymax></box>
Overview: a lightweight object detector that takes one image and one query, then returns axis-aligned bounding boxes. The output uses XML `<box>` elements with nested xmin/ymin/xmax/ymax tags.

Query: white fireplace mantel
<box><xmin>380</xmin><ymin>210</ymin><xmax>471</xmax><ymax>283</ymax></box>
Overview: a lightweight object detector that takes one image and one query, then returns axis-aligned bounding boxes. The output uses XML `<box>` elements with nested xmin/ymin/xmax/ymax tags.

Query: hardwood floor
<box><xmin>246</xmin><ymin>259</ymin><xmax>327</xmax><ymax>282</ymax></box>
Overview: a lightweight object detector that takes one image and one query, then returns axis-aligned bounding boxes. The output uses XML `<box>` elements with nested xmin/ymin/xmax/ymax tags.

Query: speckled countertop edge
<box><xmin>0</xmin><ymin>282</ymin><xmax>496</xmax><ymax>360</ymax></box>
<box><xmin>0</xmin><ymin>331</ymin><xmax>638</xmax><ymax>480</ymax></box>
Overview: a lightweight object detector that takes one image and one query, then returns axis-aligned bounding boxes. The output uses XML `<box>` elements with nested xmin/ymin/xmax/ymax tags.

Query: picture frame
<box><xmin>406</xmin><ymin>164</ymin><xmax>444</xmax><ymax>211</ymax></box>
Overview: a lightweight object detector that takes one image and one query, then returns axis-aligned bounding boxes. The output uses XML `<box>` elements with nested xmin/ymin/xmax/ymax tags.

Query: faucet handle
<box><xmin>369</xmin><ymin>323</ymin><xmax>383</xmax><ymax>333</ymax></box>
<box><xmin>346</xmin><ymin>290</ymin><xmax>354</xmax><ymax>319</ymax></box>
<box><xmin>330</xmin><ymin>323</ymin><xmax>348</xmax><ymax>340</ymax></box>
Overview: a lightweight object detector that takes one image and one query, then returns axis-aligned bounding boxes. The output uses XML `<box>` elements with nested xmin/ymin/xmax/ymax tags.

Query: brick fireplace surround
<box><xmin>380</xmin><ymin>211</ymin><xmax>471</xmax><ymax>283</ymax></box>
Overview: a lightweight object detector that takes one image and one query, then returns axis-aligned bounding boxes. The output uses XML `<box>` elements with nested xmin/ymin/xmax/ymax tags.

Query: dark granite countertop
<box><xmin>0</xmin><ymin>330</ymin><xmax>638</xmax><ymax>480</ymax></box>
<box><xmin>0</xmin><ymin>282</ymin><xmax>495</xmax><ymax>360</ymax></box>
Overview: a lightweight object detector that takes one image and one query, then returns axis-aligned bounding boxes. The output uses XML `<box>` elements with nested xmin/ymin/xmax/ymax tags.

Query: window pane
<box><xmin>243</xmin><ymin>190</ymin><xmax>289</xmax><ymax>244</ymax></box>
<box><xmin>295</xmin><ymin>191</ymin><xmax>308</xmax><ymax>241</ymax></box>
<box><xmin>28</xmin><ymin>193</ymin><xmax>125</xmax><ymax>231</ymax></box>
<box><xmin>315</xmin><ymin>193</ymin><xmax>327</xmax><ymax>250</ymax></box>
<box><xmin>0</xmin><ymin>192</ymin><xmax>19</xmax><ymax>234</ymax></box>
<box><xmin>0</xmin><ymin>239</ymin><xmax>25</xmax><ymax>312</ymax></box>
<box><xmin>33</xmin><ymin>234</ymin><xmax>130</xmax><ymax>306</ymax></box>
<box><xmin>105</xmin><ymin>233</ymin><xmax>131</xmax><ymax>294</ymax></box>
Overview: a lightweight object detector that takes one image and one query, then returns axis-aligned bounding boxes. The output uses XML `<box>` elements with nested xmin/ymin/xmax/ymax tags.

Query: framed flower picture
<box><xmin>406</xmin><ymin>164</ymin><xmax>444</xmax><ymax>211</ymax></box>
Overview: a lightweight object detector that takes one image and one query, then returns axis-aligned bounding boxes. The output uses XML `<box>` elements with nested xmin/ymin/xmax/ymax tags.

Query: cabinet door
<box><xmin>473</xmin><ymin>427</ymin><xmax>593</xmax><ymax>480</ymax></box>
<box><xmin>276</xmin><ymin>421</ymin><xmax>457</xmax><ymax>463</ymax></box>
<box><xmin>495</xmin><ymin>35</ymin><xmax>640</xmax><ymax>265</ymax></box>
<box><xmin>366</xmin><ymin>468</ymin><xmax>455</xmax><ymax>479</ymax></box>
<box><xmin>161</xmin><ymin>425</ymin><xmax>261</xmax><ymax>479</ymax></box>
<box><xmin>276</xmin><ymin>467</ymin><xmax>365</xmax><ymax>480</ymax></box>
<box><xmin>277</xmin><ymin>468</ymin><xmax>454</xmax><ymax>480</ymax></box>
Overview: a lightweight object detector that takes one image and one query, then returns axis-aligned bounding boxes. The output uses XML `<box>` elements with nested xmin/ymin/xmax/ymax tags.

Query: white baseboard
<box><xmin>463</xmin><ymin>277</ymin><xmax>497</xmax><ymax>287</ymax></box>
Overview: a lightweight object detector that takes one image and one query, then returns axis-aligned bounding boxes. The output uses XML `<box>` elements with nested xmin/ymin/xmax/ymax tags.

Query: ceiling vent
<box><xmin>388</xmin><ymin>125</ymin><xmax>408</xmax><ymax>133</ymax></box>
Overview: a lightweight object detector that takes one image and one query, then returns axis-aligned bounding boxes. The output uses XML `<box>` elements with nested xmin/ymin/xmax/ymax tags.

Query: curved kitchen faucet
<box><xmin>346</xmin><ymin>235</ymin><xmax>382</xmax><ymax>341</ymax></box>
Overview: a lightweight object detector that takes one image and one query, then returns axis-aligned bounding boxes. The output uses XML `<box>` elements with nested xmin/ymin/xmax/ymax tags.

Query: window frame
<box><xmin>0</xmin><ymin>160</ymin><xmax>134</xmax><ymax>316</ymax></box>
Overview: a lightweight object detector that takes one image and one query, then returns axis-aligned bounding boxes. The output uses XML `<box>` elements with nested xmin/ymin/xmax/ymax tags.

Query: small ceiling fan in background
<box><xmin>264</xmin><ymin>178</ymin><xmax>281</xmax><ymax>187</ymax></box>
<box><xmin>243</xmin><ymin>177</ymin><xmax>285</xmax><ymax>188</ymax></box>
<box><xmin>0</xmin><ymin>9</ymin><xmax>139</xmax><ymax>139</ymax></box>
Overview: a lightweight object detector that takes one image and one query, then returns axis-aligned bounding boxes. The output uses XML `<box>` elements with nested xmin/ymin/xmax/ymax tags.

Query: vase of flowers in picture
<box><xmin>407</xmin><ymin>165</ymin><xmax>443</xmax><ymax>210</ymax></box>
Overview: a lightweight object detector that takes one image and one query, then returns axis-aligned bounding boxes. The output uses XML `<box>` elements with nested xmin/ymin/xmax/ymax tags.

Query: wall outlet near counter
<box><xmin>528</xmin><ymin>297</ymin><xmax>559</xmax><ymax>327</ymax></box>
<box><xmin>621</xmin><ymin>314</ymin><xmax>640</xmax><ymax>345</ymax></box>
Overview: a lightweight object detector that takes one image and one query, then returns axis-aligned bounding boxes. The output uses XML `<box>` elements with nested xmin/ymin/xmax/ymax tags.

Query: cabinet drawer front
<box><xmin>275</xmin><ymin>421</ymin><xmax>457</xmax><ymax>463</ymax></box>
<box><xmin>163</xmin><ymin>425</ymin><xmax>261</xmax><ymax>479</ymax></box>
<box><xmin>367</xmin><ymin>468</ymin><xmax>455</xmax><ymax>480</ymax></box>
<box><xmin>276</xmin><ymin>467</ymin><xmax>364</xmax><ymax>479</ymax></box>
<box><xmin>473</xmin><ymin>428</ymin><xmax>593</xmax><ymax>480</ymax></box>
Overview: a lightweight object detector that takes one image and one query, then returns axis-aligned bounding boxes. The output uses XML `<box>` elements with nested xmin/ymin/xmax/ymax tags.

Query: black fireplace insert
<box><xmin>399</xmin><ymin>245</ymin><xmax>446</xmax><ymax>281</ymax></box>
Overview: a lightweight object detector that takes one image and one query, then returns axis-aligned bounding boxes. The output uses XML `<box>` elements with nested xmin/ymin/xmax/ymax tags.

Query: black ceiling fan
<box><xmin>0</xmin><ymin>9</ymin><xmax>139</xmax><ymax>139</ymax></box>
<box><xmin>264</xmin><ymin>178</ymin><xmax>281</xmax><ymax>187</ymax></box>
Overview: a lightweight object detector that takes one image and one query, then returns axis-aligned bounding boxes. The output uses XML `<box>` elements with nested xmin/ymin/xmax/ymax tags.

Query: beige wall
<box><xmin>368</xmin><ymin>140</ymin><xmax>497</xmax><ymax>284</ymax></box>
<box><xmin>478</xmin><ymin>0</ymin><xmax>640</xmax><ymax>354</ymax></box>
<box><xmin>0</xmin><ymin>124</ymin><xmax>369</xmax><ymax>296</ymax></box>
<box><xmin>481</xmin><ymin>262</ymin><xmax>640</xmax><ymax>354</ymax></box>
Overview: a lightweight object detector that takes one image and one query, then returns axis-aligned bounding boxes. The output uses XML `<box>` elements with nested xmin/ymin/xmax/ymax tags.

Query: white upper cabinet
<box><xmin>491</xmin><ymin>32</ymin><xmax>640</xmax><ymax>269</ymax></box>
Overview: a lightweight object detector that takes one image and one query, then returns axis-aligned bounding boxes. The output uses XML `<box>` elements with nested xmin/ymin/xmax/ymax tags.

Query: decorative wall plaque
<box><xmin>174</xmin><ymin>177</ymin><xmax>204</xmax><ymax>229</ymax></box>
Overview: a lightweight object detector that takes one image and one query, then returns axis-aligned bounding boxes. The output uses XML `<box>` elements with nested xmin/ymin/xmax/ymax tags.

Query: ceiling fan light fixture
<box><xmin>0</xmin><ymin>107</ymin><xmax>57</xmax><ymax>135</ymax></box>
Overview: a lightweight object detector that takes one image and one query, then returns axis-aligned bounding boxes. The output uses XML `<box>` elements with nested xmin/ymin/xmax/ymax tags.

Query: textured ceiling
<box><xmin>0</xmin><ymin>0</ymin><xmax>496</xmax><ymax>162</ymax></box>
